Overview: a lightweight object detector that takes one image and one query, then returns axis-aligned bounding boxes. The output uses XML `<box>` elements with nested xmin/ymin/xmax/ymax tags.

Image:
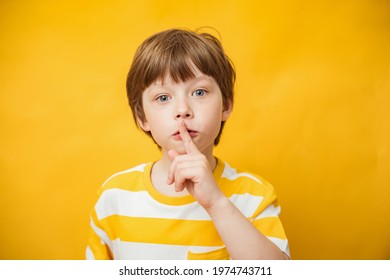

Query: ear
<box><xmin>221</xmin><ymin>100</ymin><xmax>233</xmax><ymax>121</ymax></box>
<box><xmin>137</xmin><ymin>117</ymin><xmax>150</xmax><ymax>132</ymax></box>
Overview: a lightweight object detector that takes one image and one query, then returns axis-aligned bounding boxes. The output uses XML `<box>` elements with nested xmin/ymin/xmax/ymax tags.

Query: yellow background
<box><xmin>1</xmin><ymin>0</ymin><xmax>389</xmax><ymax>259</ymax></box>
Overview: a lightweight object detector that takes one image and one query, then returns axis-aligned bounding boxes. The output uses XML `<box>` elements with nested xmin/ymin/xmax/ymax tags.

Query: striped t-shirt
<box><xmin>86</xmin><ymin>159</ymin><xmax>290</xmax><ymax>259</ymax></box>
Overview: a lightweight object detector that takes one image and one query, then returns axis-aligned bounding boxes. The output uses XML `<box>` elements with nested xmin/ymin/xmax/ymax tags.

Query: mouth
<box><xmin>173</xmin><ymin>129</ymin><xmax>198</xmax><ymax>139</ymax></box>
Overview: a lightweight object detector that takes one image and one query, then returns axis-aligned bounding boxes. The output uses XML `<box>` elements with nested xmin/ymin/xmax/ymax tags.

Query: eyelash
<box><xmin>156</xmin><ymin>95</ymin><xmax>170</xmax><ymax>103</ymax></box>
<box><xmin>192</xmin><ymin>89</ymin><xmax>207</xmax><ymax>97</ymax></box>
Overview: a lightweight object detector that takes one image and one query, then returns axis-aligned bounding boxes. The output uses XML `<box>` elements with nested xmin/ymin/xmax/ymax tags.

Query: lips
<box><xmin>172</xmin><ymin>129</ymin><xmax>198</xmax><ymax>139</ymax></box>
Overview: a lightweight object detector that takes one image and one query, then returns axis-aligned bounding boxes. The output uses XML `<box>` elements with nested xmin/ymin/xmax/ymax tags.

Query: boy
<box><xmin>86</xmin><ymin>28</ymin><xmax>290</xmax><ymax>260</ymax></box>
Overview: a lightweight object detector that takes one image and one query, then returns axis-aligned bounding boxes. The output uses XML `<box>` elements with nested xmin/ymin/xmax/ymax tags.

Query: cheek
<box><xmin>203</xmin><ymin>110</ymin><xmax>223</xmax><ymax>134</ymax></box>
<box><xmin>143</xmin><ymin>106</ymin><xmax>159</xmax><ymax>123</ymax></box>
<box><xmin>144</xmin><ymin>110</ymin><xmax>170</xmax><ymax>135</ymax></box>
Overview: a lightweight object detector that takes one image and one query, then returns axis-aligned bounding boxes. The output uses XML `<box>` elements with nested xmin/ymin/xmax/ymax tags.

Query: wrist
<box><xmin>204</xmin><ymin>194</ymin><xmax>231</xmax><ymax>218</ymax></box>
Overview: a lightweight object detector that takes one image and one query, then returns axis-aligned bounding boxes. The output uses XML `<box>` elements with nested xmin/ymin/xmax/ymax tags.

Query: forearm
<box><xmin>206</xmin><ymin>197</ymin><xmax>289</xmax><ymax>260</ymax></box>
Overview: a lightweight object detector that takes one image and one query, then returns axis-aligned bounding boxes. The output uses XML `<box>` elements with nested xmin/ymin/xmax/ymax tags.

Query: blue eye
<box><xmin>193</xmin><ymin>89</ymin><xmax>206</xmax><ymax>97</ymax></box>
<box><xmin>157</xmin><ymin>95</ymin><xmax>170</xmax><ymax>102</ymax></box>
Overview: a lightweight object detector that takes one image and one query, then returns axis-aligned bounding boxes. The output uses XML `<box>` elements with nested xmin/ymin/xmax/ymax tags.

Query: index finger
<box><xmin>179</xmin><ymin>120</ymin><xmax>200</xmax><ymax>154</ymax></box>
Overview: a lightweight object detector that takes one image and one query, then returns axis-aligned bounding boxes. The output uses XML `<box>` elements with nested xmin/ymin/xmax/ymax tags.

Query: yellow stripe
<box><xmin>253</xmin><ymin>217</ymin><xmax>287</xmax><ymax>239</ymax></box>
<box><xmin>99</xmin><ymin>166</ymin><xmax>148</xmax><ymax>194</ymax></box>
<box><xmin>100</xmin><ymin>215</ymin><xmax>224</xmax><ymax>247</ymax></box>
<box><xmin>187</xmin><ymin>247</ymin><xmax>229</xmax><ymax>260</ymax></box>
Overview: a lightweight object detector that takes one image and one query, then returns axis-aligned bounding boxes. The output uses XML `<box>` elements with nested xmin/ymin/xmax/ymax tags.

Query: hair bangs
<box><xmin>142</xmin><ymin>34</ymin><xmax>216</xmax><ymax>87</ymax></box>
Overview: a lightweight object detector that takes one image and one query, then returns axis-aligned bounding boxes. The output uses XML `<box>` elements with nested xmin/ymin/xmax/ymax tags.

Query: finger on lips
<box><xmin>167</xmin><ymin>120</ymin><xmax>201</xmax><ymax>189</ymax></box>
<box><xmin>178</xmin><ymin>120</ymin><xmax>199</xmax><ymax>154</ymax></box>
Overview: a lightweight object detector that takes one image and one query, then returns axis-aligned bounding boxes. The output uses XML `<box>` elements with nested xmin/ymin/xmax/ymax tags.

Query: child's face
<box><xmin>138</xmin><ymin>67</ymin><xmax>232</xmax><ymax>155</ymax></box>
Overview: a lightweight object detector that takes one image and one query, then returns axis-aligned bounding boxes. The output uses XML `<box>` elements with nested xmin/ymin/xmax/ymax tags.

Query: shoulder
<box><xmin>98</xmin><ymin>162</ymin><xmax>151</xmax><ymax>194</ymax></box>
<box><xmin>218</xmin><ymin>160</ymin><xmax>275</xmax><ymax>197</ymax></box>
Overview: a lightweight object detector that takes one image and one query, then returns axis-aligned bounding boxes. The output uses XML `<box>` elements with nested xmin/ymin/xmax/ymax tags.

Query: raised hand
<box><xmin>167</xmin><ymin>120</ymin><xmax>224</xmax><ymax>209</ymax></box>
<box><xmin>167</xmin><ymin>121</ymin><xmax>289</xmax><ymax>260</ymax></box>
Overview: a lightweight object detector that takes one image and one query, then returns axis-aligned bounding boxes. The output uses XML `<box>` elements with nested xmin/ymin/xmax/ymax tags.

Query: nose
<box><xmin>175</xmin><ymin>98</ymin><xmax>193</xmax><ymax>119</ymax></box>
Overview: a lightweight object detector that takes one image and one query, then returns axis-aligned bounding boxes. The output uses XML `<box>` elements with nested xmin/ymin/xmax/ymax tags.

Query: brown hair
<box><xmin>126</xmin><ymin>28</ymin><xmax>236</xmax><ymax>145</ymax></box>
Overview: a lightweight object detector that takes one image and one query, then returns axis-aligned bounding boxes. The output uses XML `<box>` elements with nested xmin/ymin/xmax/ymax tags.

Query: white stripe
<box><xmin>111</xmin><ymin>240</ymin><xmax>224</xmax><ymax>260</ymax></box>
<box><xmin>187</xmin><ymin>245</ymin><xmax>225</xmax><ymax>254</ymax></box>
<box><xmin>230</xmin><ymin>193</ymin><xmax>263</xmax><ymax>217</ymax></box>
<box><xmin>95</xmin><ymin>189</ymin><xmax>209</xmax><ymax>221</ymax></box>
<box><xmin>256</xmin><ymin>203</ymin><xmax>281</xmax><ymax>219</ymax></box>
<box><xmin>267</xmin><ymin>237</ymin><xmax>290</xmax><ymax>258</ymax></box>
<box><xmin>101</xmin><ymin>163</ymin><xmax>147</xmax><ymax>187</ymax></box>
<box><xmin>95</xmin><ymin>188</ymin><xmax>266</xmax><ymax>221</ymax></box>
<box><xmin>85</xmin><ymin>246</ymin><xmax>95</xmax><ymax>260</ymax></box>
<box><xmin>222</xmin><ymin>162</ymin><xmax>263</xmax><ymax>184</ymax></box>
<box><xmin>90</xmin><ymin>218</ymin><xmax>113</xmax><ymax>254</ymax></box>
